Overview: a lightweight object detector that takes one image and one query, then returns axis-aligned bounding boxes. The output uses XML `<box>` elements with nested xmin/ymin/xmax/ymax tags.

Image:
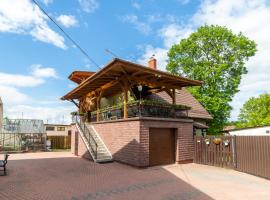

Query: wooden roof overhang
<box><xmin>68</xmin><ymin>71</ymin><xmax>95</xmax><ymax>84</ymax></box>
<box><xmin>61</xmin><ymin>58</ymin><xmax>202</xmax><ymax>100</ymax></box>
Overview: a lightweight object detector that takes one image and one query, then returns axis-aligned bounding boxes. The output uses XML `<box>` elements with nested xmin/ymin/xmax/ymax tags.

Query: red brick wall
<box><xmin>70</xmin><ymin>124</ymin><xmax>92</xmax><ymax>160</ymax></box>
<box><xmin>72</xmin><ymin>118</ymin><xmax>194</xmax><ymax>167</ymax></box>
<box><xmin>93</xmin><ymin>120</ymin><xmax>141</xmax><ymax>166</ymax></box>
<box><xmin>140</xmin><ymin>119</ymin><xmax>194</xmax><ymax>164</ymax></box>
<box><xmin>70</xmin><ymin>124</ymin><xmax>76</xmax><ymax>155</ymax></box>
<box><xmin>177</xmin><ymin>123</ymin><xmax>194</xmax><ymax>162</ymax></box>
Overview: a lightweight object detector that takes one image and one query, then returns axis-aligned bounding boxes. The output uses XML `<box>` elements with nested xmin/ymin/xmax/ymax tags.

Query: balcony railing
<box><xmin>89</xmin><ymin>100</ymin><xmax>190</xmax><ymax>122</ymax></box>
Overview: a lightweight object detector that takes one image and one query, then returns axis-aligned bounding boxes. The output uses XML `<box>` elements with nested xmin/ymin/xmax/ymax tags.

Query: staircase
<box><xmin>73</xmin><ymin>116</ymin><xmax>113</xmax><ymax>163</ymax></box>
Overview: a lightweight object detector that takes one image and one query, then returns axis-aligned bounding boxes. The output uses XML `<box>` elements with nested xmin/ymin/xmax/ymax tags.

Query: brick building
<box><xmin>62</xmin><ymin>58</ymin><xmax>212</xmax><ymax>167</ymax></box>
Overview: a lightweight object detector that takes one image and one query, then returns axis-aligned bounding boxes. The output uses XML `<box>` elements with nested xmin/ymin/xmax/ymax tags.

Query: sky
<box><xmin>0</xmin><ymin>0</ymin><xmax>270</xmax><ymax>124</ymax></box>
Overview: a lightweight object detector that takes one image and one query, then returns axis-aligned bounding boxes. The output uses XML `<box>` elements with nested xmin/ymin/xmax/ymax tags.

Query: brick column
<box><xmin>139</xmin><ymin>122</ymin><xmax>149</xmax><ymax>167</ymax></box>
<box><xmin>176</xmin><ymin>123</ymin><xmax>194</xmax><ymax>163</ymax></box>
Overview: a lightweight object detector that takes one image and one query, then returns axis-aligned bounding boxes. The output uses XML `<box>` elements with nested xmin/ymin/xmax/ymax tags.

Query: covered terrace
<box><xmin>61</xmin><ymin>58</ymin><xmax>202</xmax><ymax>122</ymax></box>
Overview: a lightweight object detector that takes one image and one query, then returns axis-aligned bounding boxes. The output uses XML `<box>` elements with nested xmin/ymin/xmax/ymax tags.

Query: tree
<box><xmin>238</xmin><ymin>94</ymin><xmax>270</xmax><ymax>128</ymax></box>
<box><xmin>167</xmin><ymin>25</ymin><xmax>257</xmax><ymax>134</ymax></box>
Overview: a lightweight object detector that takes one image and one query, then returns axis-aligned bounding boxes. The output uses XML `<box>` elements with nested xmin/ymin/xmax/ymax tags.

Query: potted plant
<box><xmin>213</xmin><ymin>137</ymin><xmax>222</xmax><ymax>145</ymax></box>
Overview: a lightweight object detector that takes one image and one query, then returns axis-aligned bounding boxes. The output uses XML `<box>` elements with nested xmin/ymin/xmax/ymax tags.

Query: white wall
<box><xmin>45</xmin><ymin>125</ymin><xmax>71</xmax><ymax>136</ymax></box>
<box><xmin>229</xmin><ymin>126</ymin><xmax>270</xmax><ymax>136</ymax></box>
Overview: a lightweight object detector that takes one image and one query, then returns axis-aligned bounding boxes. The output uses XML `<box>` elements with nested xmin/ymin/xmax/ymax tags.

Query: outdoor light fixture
<box><xmin>205</xmin><ymin>138</ymin><xmax>210</xmax><ymax>145</ymax></box>
<box><xmin>137</xmin><ymin>85</ymin><xmax>143</xmax><ymax>117</ymax></box>
<box><xmin>137</xmin><ymin>85</ymin><xmax>143</xmax><ymax>92</ymax></box>
<box><xmin>223</xmin><ymin>140</ymin><xmax>230</xmax><ymax>147</ymax></box>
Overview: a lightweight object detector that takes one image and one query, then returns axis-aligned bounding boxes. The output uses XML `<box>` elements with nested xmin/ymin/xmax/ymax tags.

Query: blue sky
<box><xmin>0</xmin><ymin>0</ymin><xmax>270</xmax><ymax>124</ymax></box>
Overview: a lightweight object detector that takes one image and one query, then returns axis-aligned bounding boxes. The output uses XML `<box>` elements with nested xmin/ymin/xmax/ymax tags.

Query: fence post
<box><xmin>232</xmin><ymin>135</ymin><xmax>237</xmax><ymax>169</ymax></box>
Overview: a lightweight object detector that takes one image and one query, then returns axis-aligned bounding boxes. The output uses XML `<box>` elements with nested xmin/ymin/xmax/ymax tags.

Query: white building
<box><xmin>228</xmin><ymin>125</ymin><xmax>270</xmax><ymax>136</ymax></box>
<box><xmin>45</xmin><ymin>124</ymin><xmax>72</xmax><ymax>136</ymax></box>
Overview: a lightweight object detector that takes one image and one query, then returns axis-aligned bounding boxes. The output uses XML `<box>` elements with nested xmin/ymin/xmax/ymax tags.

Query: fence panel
<box><xmin>235</xmin><ymin>136</ymin><xmax>270</xmax><ymax>180</ymax></box>
<box><xmin>194</xmin><ymin>136</ymin><xmax>234</xmax><ymax>168</ymax></box>
<box><xmin>47</xmin><ymin>136</ymin><xmax>71</xmax><ymax>149</ymax></box>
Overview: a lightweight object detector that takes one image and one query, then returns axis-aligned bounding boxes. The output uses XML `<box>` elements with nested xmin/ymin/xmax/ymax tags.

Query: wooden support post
<box><xmin>119</xmin><ymin>78</ymin><xmax>130</xmax><ymax>119</ymax></box>
<box><xmin>172</xmin><ymin>89</ymin><xmax>176</xmax><ymax>105</ymax></box>
<box><xmin>123</xmin><ymin>87</ymin><xmax>128</xmax><ymax>119</ymax></box>
<box><xmin>96</xmin><ymin>90</ymin><xmax>104</xmax><ymax>122</ymax></box>
<box><xmin>96</xmin><ymin>96</ymin><xmax>101</xmax><ymax>122</ymax></box>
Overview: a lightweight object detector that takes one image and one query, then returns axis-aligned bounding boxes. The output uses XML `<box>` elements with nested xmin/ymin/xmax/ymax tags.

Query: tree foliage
<box><xmin>167</xmin><ymin>25</ymin><xmax>257</xmax><ymax>133</ymax></box>
<box><xmin>238</xmin><ymin>94</ymin><xmax>270</xmax><ymax>128</ymax></box>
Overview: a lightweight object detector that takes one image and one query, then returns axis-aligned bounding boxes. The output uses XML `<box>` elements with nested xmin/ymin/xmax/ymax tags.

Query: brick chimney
<box><xmin>148</xmin><ymin>56</ymin><xmax>157</xmax><ymax>70</ymax></box>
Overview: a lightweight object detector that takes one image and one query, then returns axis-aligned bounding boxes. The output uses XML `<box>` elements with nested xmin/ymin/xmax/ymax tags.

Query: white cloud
<box><xmin>57</xmin><ymin>15</ymin><xmax>78</xmax><ymax>28</ymax></box>
<box><xmin>137</xmin><ymin>24</ymin><xmax>193</xmax><ymax>70</ymax></box>
<box><xmin>31</xmin><ymin>64</ymin><xmax>58</xmax><ymax>78</ymax></box>
<box><xmin>138</xmin><ymin>0</ymin><xmax>270</xmax><ymax>120</ymax></box>
<box><xmin>68</xmin><ymin>83</ymin><xmax>76</xmax><ymax>89</ymax></box>
<box><xmin>43</xmin><ymin>0</ymin><xmax>53</xmax><ymax>6</ymax></box>
<box><xmin>0</xmin><ymin>72</ymin><xmax>44</xmax><ymax>87</ymax></box>
<box><xmin>0</xmin><ymin>65</ymin><xmax>57</xmax><ymax>87</ymax></box>
<box><xmin>78</xmin><ymin>0</ymin><xmax>99</xmax><ymax>13</ymax></box>
<box><xmin>122</xmin><ymin>14</ymin><xmax>151</xmax><ymax>35</ymax></box>
<box><xmin>0</xmin><ymin>85</ymin><xmax>29</xmax><ymax>104</ymax></box>
<box><xmin>0</xmin><ymin>66</ymin><xmax>72</xmax><ymax>124</ymax></box>
<box><xmin>138</xmin><ymin>45</ymin><xmax>168</xmax><ymax>70</ymax></box>
<box><xmin>0</xmin><ymin>0</ymin><xmax>66</xmax><ymax>49</ymax></box>
<box><xmin>159</xmin><ymin>24</ymin><xmax>193</xmax><ymax>48</ymax></box>
<box><xmin>179</xmin><ymin>0</ymin><xmax>190</xmax><ymax>5</ymax></box>
<box><xmin>132</xmin><ymin>2</ymin><xmax>141</xmax><ymax>10</ymax></box>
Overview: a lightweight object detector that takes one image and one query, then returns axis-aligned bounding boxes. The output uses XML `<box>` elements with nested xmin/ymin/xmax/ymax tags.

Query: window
<box><xmin>46</xmin><ymin>126</ymin><xmax>55</xmax><ymax>131</ymax></box>
<box><xmin>266</xmin><ymin>130</ymin><xmax>270</xmax><ymax>134</ymax></box>
<box><xmin>57</xmin><ymin>127</ymin><xmax>65</xmax><ymax>131</ymax></box>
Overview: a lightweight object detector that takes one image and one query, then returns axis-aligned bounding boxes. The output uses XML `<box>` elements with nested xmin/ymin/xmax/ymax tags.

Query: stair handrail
<box><xmin>72</xmin><ymin>114</ymin><xmax>98</xmax><ymax>159</ymax></box>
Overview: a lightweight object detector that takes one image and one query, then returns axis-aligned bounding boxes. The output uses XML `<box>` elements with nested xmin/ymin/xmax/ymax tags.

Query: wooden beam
<box><xmin>118</xmin><ymin>77</ymin><xmax>130</xmax><ymax>119</ymax></box>
<box><xmin>172</xmin><ymin>89</ymin><xmax>176</xmax><ymax>105</ymax></box>
<box><xmin>96</xmin><ymin>90</ymin><xmax>104</xmax><ymax>122</ymax></box>
<box><xmin>164</xmin><ymin>88</ymin><xmax>173</xmax><ymax>99</ymax></box>
<box><xmin>85</xmin><ymin>79</ymin><xmax>120</xmax><ymax>99</ymax></box>
<box><xmin>129</xmin><ymin>76</ymin><xmax>182</xmax><ymax>90</ymax></box>
<box><xmin>69</xmin><ymin>99</ymin><xmax>79</xmax><ymax>108</ymax></box>
<box><xmin>123</xmin><ymin>86</ymin><xmax>128</xmax><ymax>119</ymax></box>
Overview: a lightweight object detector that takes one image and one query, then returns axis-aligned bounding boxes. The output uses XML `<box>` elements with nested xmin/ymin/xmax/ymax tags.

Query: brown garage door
<box><xmin>149</xmin><ymin>128</ymin><xmax>175</xmax><ymax>166</ymax></box>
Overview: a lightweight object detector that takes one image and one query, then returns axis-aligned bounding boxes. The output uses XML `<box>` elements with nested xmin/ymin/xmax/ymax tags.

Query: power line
<box><xmin>105</xmin><ymin>49</ymin><xmax>118</xmax><ymax>58</ymax></box>
<box><xmin>31</xmin><ymin>0</ymin><xmax>100</xmax><ymax>69</ymax></box>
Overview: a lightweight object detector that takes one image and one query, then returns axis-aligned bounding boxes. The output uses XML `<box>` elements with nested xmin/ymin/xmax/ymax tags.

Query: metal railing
<box><xmin>90</xmin><ymin>101</ymin><xmax>189</xmax><ymax>122</ymax></box>
<box><xmin>72</xmin><ymin>114</ymin><xmax>98</xmax><ymax>159</ymax></box>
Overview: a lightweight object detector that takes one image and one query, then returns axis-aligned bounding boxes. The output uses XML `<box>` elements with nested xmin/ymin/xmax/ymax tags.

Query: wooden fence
<box><xmin>194</xmin><ymin>136</ymin><xmax>235</xmax><ymax>168</ymax></box>
<box><xmin>47</xmin><ymin>136</ymin><xmax>71</xmax><ymax>149</ymax></box>
<box><xmin>194</xmin><ymin>135</ymin><xmax>270</xmax><ymax>180</ymax></box>
<box><xmin>235</xmin><ymin>136</ymin><xmax>270</xmax><ymax>180</ymax></box>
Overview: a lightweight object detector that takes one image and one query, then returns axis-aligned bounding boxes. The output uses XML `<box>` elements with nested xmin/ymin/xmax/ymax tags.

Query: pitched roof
<box><xmin>61</xmin><ymin>58</ymin><xmax>202</xmax><ymax>100</ymax></box>
<box><xmin>148</xmin><ymin>88</ymin><xmax>212</xmax><ymax>120</ymax></box>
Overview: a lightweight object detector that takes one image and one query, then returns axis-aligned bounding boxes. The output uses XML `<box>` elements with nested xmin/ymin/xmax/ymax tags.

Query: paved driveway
<box><xmin>0</xmin><ymin>152</ymin><xmax>269</xmax><ymax>200</ymax></box>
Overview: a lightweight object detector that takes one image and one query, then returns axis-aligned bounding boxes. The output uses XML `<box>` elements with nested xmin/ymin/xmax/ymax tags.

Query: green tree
<box><xmin>238</xmin><ymin>94</ymin><xmax>270</xmax><ymax>128</ymax></box>
<box><xmin>167</xmin><ymin>25</ymin><xmax>257</xmax><ymax>134</ymax></box>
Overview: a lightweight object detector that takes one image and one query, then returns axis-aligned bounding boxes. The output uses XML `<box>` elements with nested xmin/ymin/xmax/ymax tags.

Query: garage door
<box><xmin>149</xmin><ymin>128</ymin><xmax>175</xmax><ymax>166</ymax></box>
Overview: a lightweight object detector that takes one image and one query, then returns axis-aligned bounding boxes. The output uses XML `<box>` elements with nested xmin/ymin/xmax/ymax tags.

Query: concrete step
<box><xmin>82</xmin><ymin>123</ymin><xmax>113</xmax><ymax>163</ymax></box>
<box><xmin>96</xmin><ymin>159</ymin><xmax>113</xmax><ymax>163</ymax></box>
<box><xmin>98</xmin><ymin>153</ymin><xmax>111</xmax><ymax>157</ymax></box>
<box><xmin>96</xmin><ymin>155</ymin><xmax>113</xmax><ymax>160</ymax></box>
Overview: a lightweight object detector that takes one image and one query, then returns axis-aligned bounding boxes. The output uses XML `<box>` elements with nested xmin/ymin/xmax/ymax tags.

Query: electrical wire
<box><xmin>31</xmin><ymin>0</ymin><xmax>100</xmax><ymax>69</ymax></box>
